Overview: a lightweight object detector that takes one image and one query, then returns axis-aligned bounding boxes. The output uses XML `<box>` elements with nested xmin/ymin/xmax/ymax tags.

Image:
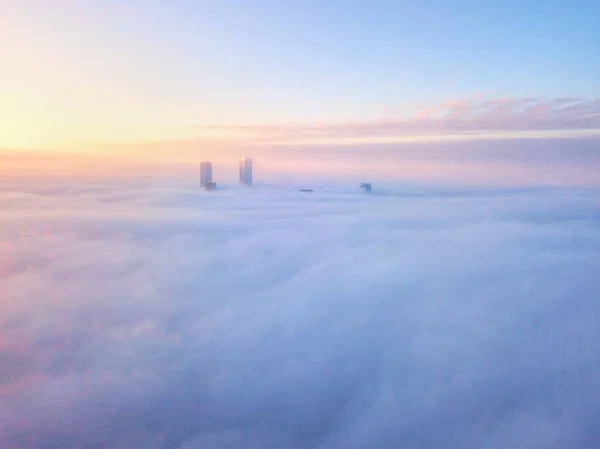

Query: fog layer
<box><xmin>1</xmin><ymin>178</ymin><xmax>599</xmax><ymax>448</ymax></box>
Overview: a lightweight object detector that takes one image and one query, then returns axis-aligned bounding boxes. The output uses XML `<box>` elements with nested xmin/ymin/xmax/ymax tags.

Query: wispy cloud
<box><xmin>198</xmin><ymin>97</ymin><xmax>600</xmax><ymax>143</ymax></box>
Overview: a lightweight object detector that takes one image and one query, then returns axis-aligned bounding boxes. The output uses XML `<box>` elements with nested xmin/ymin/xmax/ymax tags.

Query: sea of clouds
<box><xmin>1</xmin><ymin>174</ymin><xmax>599</xmax><ymax>448</ymax></box>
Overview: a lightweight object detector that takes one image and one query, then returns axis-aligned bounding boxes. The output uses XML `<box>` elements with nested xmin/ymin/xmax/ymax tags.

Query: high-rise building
<box><xmin>200</xmin><ymin>161</ymin><xmax>213</xmax><ymax>187</ymax></box>
<box><xmin>239</xmin><ymin>157</ymin><xmax>253</xmax><ymax>185</ymax></box>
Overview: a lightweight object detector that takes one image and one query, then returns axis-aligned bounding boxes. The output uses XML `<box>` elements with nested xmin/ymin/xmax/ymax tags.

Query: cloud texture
<box><xmin>1</xmin><ymin>178</ymin><xmax>600</xmax><ymax>448</ymax></box>
<box><xmin>199</xmin><ymin>97</ymin><xmax>600</xmax><ymax>142</ymax></box>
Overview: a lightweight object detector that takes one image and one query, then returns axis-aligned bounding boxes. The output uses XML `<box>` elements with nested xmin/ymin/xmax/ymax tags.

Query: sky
<box><xmin>0</xmin><ymin>0</ymin><xmax>598</xmax><ymax>151</ymax></box>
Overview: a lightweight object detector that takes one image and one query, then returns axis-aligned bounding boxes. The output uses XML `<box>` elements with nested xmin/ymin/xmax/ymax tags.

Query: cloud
<box><xmin>1</xmin><ymin>177</ymin><xmax>600</xmax><ymax>448</ymax></box>
<box><xmin>198</xmin><ymin>97</ymin><xmax>600</xmax><ymax>143</ymax></box>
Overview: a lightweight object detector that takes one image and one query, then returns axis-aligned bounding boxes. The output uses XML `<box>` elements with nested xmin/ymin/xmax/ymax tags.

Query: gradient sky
<box><xmin>0</xmin><ymin>0</ymin><xmax>598</xmax><ymax>149</ymax></box>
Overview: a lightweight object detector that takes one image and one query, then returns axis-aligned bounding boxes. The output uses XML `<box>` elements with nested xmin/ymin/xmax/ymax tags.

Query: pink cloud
<box><xmin>198</xmin><ymin>97</ymin><xmax>600</xmax><ymax>142</ymax></box>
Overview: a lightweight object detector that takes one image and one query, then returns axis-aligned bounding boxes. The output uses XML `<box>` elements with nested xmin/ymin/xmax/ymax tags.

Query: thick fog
<box><xmin>2</xmin><ymin>179</ymin><xmax>599</xmax><ymax>448</ymax></box>
<box><xmin>1</xmin><ymin>155</ymin><xmax>600</xmax><ymax>447</ymax></box>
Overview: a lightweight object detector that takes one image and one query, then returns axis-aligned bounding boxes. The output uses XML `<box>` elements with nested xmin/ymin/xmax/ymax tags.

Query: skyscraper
<box><xmin>200</xmin><ymin>161</ymin><xmax>213</xmax><ymax>187</ymax></box>
<box><xmin>239</xmin><ymin>157</ymin><xmax>253</xmax><ymax>185</ymax></box>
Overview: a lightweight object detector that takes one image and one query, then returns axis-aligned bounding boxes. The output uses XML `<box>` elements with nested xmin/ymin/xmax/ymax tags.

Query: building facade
<box><xmin>239</xmin><ymin>157</ymin><xmax>253</xmax><ymax>185</ymax></box>
<box><xmin>200</xmin><ymin>161</ymin><xmax>213</xmax><ymax>187</ymax></box>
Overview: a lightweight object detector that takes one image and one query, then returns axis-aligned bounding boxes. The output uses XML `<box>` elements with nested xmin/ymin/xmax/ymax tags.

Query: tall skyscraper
<box><xmin>239</xmin><ymin>156</ymin><xmax>253</xmax><ymax>185</ymax></box>
<box><xmin>200</xmin><ymin>161</ymin><xmax>213</xmax><ymax>187</ymax></box>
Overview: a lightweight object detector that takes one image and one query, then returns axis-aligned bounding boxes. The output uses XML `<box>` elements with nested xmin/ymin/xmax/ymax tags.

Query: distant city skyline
<box><xmin>200</xmin><ymin>157</ymin><xmax>255</xmax><ymax>189</ymax></box>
